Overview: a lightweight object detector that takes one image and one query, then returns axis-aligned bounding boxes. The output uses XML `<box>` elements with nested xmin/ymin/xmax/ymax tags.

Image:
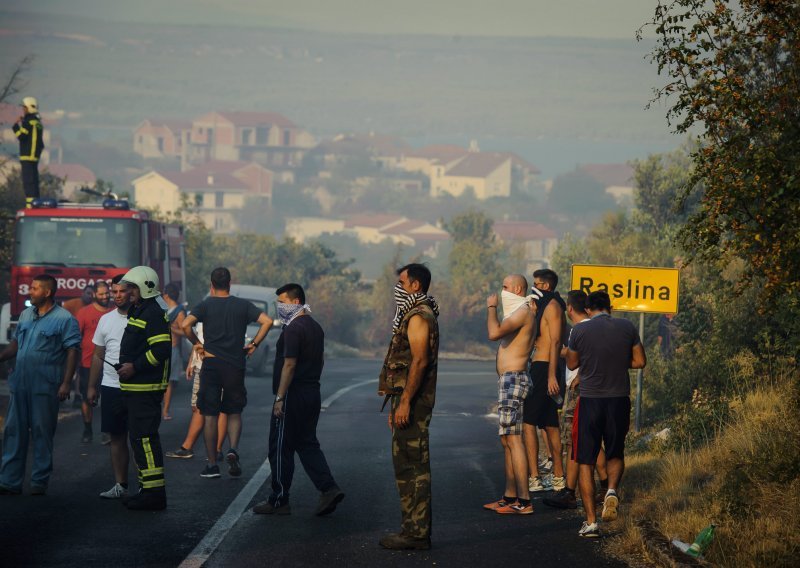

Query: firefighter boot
<box><xmin>125</xmin><ymin>488</ymin><xmax>167</xmax><ymax>511</ymax></box>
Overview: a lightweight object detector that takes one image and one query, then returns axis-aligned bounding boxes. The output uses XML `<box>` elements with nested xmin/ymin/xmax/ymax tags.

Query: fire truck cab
<box><xmin>0</xmin><ymin>197</ymin><xmax>185</xmax><ymax>345</ymax></box>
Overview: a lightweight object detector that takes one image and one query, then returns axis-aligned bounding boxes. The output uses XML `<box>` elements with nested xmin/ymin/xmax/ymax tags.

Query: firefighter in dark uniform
<box><xmin>12</xmin><ymin>97</ymin><xmax>45</xmax><ymax>208</ymax></box>
<box><xmin>116</xmin><ymin>266</ymin><xmax>171</xmax><ymax>511</ymax></box>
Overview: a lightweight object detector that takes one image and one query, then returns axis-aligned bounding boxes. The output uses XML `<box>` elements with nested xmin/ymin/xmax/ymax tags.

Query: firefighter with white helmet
<box><xmin>13</xmin><ymin>96</ymin><xmax>45</xmax><ymax>208</ymax></box>
<box><xmin>116</xmin><ymin>265</ymin><xmax>171</xmax><ymax>510</ymax></box>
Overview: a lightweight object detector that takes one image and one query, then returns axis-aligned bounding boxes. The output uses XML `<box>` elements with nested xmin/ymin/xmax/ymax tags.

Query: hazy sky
<box><xmin>4</xmin><ymin>0</ymin><xmax>657</xmax><ymax>39</ymax></box>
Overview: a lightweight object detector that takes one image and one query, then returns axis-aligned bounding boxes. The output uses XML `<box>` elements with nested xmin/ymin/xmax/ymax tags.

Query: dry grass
<box><xmin>607</xmin><ymin>371</ymin><xmax>800</xmax><ymax>567</ymax></box>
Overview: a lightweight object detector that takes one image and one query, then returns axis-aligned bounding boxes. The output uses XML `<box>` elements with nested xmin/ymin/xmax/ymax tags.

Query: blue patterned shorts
<box><xmin>497</xmin><ymin>371</ymin><xmax>532</xmax><ymax>436</ymax></box>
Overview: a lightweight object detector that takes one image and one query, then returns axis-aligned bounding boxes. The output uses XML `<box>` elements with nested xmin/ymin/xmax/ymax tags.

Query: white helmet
<box><xmin>121</xmin><ymin>266</ymin><xmax>161</xmax><ymax>299</ymax></box>
<box><xmin>22</xmin><ymin>97</ymin><xmax>38</xmax><ymax>113</ymax></box>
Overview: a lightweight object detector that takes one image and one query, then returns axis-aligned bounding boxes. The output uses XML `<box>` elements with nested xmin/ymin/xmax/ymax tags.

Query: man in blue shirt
<box><xmin>0</xmin><ymin>275</ymin><xmax>80</xmax><ymax>495</ymax></box>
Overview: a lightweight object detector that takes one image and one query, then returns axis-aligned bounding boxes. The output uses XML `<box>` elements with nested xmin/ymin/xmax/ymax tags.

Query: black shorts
<box><xmin>522</xmin><ymin>361</ymin><xmax>560</xmax><ymax>428</ymax></box>
<box><xmin>197</xmin><ymin>357</ymin><xmax>247</xmax><ymax>416</ymax></box>
<box><xmin>100</xmin><ymin>386</ymin><xmax>127</xmax><ymax>436</ymax></box>
<box><xmin>77</xmin><ymin>367</ymin><xmax>91</xmax><ymax>399</ymax></box>
<box><xmin>575</xmin><ymin>396</ymin><xmax>631</xmax><ymax>465</ymax></box>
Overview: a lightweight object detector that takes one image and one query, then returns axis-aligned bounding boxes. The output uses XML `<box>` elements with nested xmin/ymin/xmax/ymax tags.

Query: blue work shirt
<box><xmin>10</xmin><ymin>304</ymin><xmax>81</xmax><ymax>395</ymax></box>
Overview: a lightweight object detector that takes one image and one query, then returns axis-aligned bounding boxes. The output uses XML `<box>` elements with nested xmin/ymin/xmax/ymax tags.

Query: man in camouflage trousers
<box><xmin>378</xmin><ymin>263</ymin><xmax>440</xmax><ymax>551</ymax></box>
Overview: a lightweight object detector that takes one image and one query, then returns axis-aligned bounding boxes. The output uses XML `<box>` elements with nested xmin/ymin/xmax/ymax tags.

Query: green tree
<box><xmin>442</xmin><ymin>209</ymin><xmax>503</xmax><ymax>348</ymax></box>
<box><xmin>641</xmin><ymin>0</ymin><xmax>800</xmax><ymax>301</ymax></box>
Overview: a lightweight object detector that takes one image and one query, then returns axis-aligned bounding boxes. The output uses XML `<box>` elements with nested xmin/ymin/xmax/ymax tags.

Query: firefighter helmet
<box><xmin>121</xmin><ymin>266</ymin><xmax>161</xmax><ymax>299</ymax></box>
<box><xmin>22</xmin><ymin>97</ymin><xmax>38</xmax><ymax>112</ymax></box>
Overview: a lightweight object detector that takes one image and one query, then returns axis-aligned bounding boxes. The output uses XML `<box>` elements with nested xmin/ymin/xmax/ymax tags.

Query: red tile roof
<box><xmin>146</xmin><ymin>118</ymin><xmax>191</xmax><ymax>132</ymax></box>
<box><xmin>445</xmin><ymin>153</ymin><xmax>510</xmax><ymax>177</ymax></box>
<box><xmin>189</xmin><ymin>160</ymin><xmax>248</xmax><ymax>174</ymax></box>
<box><xmin>215</xmin><ymin>111</ymin><xmax>296</xmax><ymax>128</ymax></box>
<box><xmin>406</xmin><ymin>144</ymin><xmax>469</xmax><ymax>163</ymax></box>
<box><xmin>322</xmin><ymin>133</ymin><xmax>411</xmax><ymax>157</ymax></box>
<box><xmin>500</xmin><ymin>152</ymin><xmax>541</xmax><ymax>175</ymax></box>
<box><xmin>494</xmin><ymin>221</ymin><xmax>557</xmax><ymax>241</ymax></box>
<box><xmin>45</xmin><ymin>163</ymin><xmax>96</xmax><ymax>184</ymax></box>
<box><xmin>579</xmin><ymin>164</ymin><xmax>634</xmax><ymax>187</ymax></box>
<box><xmin>344</xmin><ymin>214</ymin><xmax>406</xmax><ymax>229</ymax></box>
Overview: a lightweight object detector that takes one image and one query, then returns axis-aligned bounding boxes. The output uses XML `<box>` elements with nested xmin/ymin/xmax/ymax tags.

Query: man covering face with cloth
<box><xmin>378</xmin><ymin>263</ymin><xmax>439</xmax><ymax>551</ymax></box>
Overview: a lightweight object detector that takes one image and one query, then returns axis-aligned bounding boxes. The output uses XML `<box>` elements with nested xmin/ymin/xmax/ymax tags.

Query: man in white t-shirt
<box><xmin>87</xmin><ymin>275</ymin><xmax>133</xmax><ymax>499</ymax></box>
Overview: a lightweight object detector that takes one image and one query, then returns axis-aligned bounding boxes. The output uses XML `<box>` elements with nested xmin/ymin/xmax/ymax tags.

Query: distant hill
<box><xmin>0</xmin><ymin>10</ymin><xmax>678</xmax><ymax>176</ymax></box>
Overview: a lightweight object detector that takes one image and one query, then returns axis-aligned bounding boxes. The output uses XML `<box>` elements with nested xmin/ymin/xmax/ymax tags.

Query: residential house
<box><xmin>494</xmin><ymin>220</ymin><xmax>558</xmax><ymax>273</ymax></box>
<box><xmin>315</xmin><ymin>132</ymin><xmax>411</xmax><ymax>167</ymax></box>
<box><xmin>344</xmin><ymin>214</ymin><xmax>449</xmax><ymax>257</ymax></box>
<box><xmin>430</xmin><ymin>152</ymin><xmax>512</xmax><ymax>199</ymax></box>
<box><xmin>44</xmin><ymin>163</ymin><xmax>96</xmax><ymax>200</ymax></box>
<box><xmin>579</xmin><ymin>163</ymin><xmax>636</xmax><ymax>203</ymax></box>
<box><xmin>132</xmin><ymin>160</ymin><xmax>273</xmax><ymax>233</ymax></box>
<box><xmin>133</xmin><ymin>119</ymin><xmax>191</xmax><ymax>160</ymax></box>
<box><xmin>184</xmin><ymin>111</ymin><xmax>315</xmax><ymax>180</ymax></box>
<box><xmin>284</xmin><ymin>217</ymin><xmax>347</xmax><ymax>243</ymax></box>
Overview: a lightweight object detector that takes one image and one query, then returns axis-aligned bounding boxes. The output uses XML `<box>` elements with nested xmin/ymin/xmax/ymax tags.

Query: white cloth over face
<box><xmin>501</xmin><ymin>288</ymin><xmax>543</xmax><ymax>321</ymax></box>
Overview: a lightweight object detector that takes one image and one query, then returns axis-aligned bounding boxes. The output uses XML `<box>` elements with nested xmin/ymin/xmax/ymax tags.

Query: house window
<box><xmin>283</xmin><ymin>130</ymin><xmax>291</xmax><ymax>146</ymax></box>
<box><xmin>215</xmin><ymin>192</ymin><xmax>224</xmax><ymax>208</ymax></box>
<box><xmin>242</xmin><ymin>128</ymin><xmax>254</xmax><ymax>146</ymax></box>
<box><xmin>256</xmin><ymin>127</ymin><xmax>269</xmax><ymax>145</ymax></box>
<box><xmin>157</xmin><ymin>137</ymin><xmax>164</xmax><ymax>152</ymax></box>
<box><xmin>194</xmin><ymin>193</ymin><xmax>203</xmax><ymax>207</ymax></box>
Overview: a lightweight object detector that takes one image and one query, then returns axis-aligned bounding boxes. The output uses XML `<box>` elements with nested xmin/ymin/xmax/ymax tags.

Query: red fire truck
<box><xmin>0</xmin><ymin>197</ymin><xmax>185</xmax><ymax>345</ymax></box>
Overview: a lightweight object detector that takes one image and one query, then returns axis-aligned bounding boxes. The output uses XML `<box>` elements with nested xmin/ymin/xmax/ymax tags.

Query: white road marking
<box><xmin>321</xmin><ymin>378</ymin><xmax>378</xmax><ymax>410</ymax></box>
<box><xmin>178</xmin><ymin>459</ymin><xmax>271</xmax><ymax>568</ymax></box>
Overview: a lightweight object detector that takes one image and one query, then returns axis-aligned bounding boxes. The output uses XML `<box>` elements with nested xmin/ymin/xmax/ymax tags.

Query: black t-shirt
<box><xmin>191</xmin><ymin>296</ymin><xmax>263</xmax><ymax>370</ymax></box>
<box><xmin>272</xmin><ymin>315</ymin><xmax>325</xmax><ymax>394</ymax></box>
<box><xmin>567</xmin><ymin>313</ymin><xmax>640</xmax><ymax>398</ymax></box>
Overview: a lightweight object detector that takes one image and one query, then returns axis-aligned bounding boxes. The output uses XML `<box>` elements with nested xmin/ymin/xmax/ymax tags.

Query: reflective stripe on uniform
<box><xmin>119</xmin><ymin>382</ymin><xmax>167</xmax><ymax>392</ymax></box>
<box><xmin>147</xmin><ymin>334</ymin><xmax>171</xmax><ymax>345</ymax></box>
<box><xmin>128</xmin><ymin>318</ymin><xmax>146</xmax><ymax>329</ymax></box>
<box><xmin>146</xmin><ymin>350</ymin><xmax>159</xmax><ymax>366</ymax></box>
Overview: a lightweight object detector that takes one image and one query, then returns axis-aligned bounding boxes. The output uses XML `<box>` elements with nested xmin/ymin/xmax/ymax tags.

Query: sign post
<box><xmin>570</xmin><ymin>264</ymin><xmax>680</xmax><ymax>431</ymax></box>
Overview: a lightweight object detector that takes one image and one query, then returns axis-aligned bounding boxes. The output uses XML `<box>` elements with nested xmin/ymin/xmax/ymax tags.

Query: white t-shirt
<box><xmin>566</xmin><ymin>317</ymin><xmax>591</xmax><ymax>388</ymax></box>
<box><xmin>92</xmin><ymin>309</ymin><xmax>129</xmax><ymax>389</ymax></box>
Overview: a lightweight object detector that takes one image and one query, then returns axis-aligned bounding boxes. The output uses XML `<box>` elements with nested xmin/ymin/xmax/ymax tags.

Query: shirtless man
<box><xmin>524</xmin><ymin>268</ymin><xmax>567</xmax><ymax>493</ymax></box>
<box><xmin>483</xmin><ymin>274</ymin><xmax>540</xmax><ymax>515</ymax></box>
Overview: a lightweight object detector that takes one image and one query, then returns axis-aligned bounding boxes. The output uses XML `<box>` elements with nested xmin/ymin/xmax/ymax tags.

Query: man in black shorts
<box><xmin>566</xmin><ymin>291</ymin><xmax>646</xmax><ymax>538</ymax></box>
<box><xmin>86</xmin><ymin>275</ymin><xmax>133</xmax><ymax>499</ymax></box>
<box><xmin>253</xmin><ymin>283</ymin><xmax>343</xmax><ymax>516</ymax></box>
<box><xmin>182</xmin><ymin>267</ymin><xmax>273</xmax><ymax>478</ymax></box>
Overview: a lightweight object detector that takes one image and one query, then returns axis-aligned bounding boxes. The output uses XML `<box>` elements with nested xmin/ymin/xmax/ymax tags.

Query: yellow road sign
<box><xmin>570</xmin><ymin>264</ymin><xmax>679</xmax><ymax>313</ymax></box>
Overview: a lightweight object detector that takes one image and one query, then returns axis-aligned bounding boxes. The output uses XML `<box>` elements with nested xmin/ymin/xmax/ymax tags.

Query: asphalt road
<box><xmin>0</xmin><ymin>359</ymin><xmax>625</xmax><ymax>568</ymax></box>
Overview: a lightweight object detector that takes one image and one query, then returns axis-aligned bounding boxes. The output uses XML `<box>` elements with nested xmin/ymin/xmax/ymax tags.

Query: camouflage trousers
<box><xmin>391</xmin><ymin>397</ymin><xmax>433</xmax><ymax>539</ymax></box>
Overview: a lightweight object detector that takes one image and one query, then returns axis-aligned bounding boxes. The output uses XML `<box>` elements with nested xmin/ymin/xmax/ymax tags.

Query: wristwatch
<box><xmin>250</xmin><ymin>341</ymin><xmax>259</xmax><ymax>348</ymax></box>
<box><xmin>275</xmin><ymin>395</ymin><xmax>284</xmax><ymax>402</ymax></box>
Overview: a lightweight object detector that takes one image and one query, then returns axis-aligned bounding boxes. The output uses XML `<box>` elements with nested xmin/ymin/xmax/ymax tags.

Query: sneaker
<box><xmin>99</xmin><ymin>483</ymin><xmax>128</xmax><ymax>499</ymax></box>
<box><xmin>0</xmin><ymin>485</ymin><xmax>21</xmax><ymax>495</ymax></box>
<box><xmin>166</xmin><ymin>447</ymin><xmax>194</xmax><ymax>459</ymax></box>
<box><xmin>379</xmin><ymin>533</ymin><xmax>431</xmax><ymax>550</ymax></box>
<box><xmin>226</xmin><ymin>449</ymin><xmax>242</xmax><ymax>477</ymax></box>
<box><xmin>30</xmin><ymin>485</ymin><xmax>47</xmax><ymax>496</ymax></box>
<box><xmin>510</xmin><ymin>502</ymin><xmax>534</xmax><ymax>515</ymax></box>
<box><xmin>253</xmin><ymin>500</ymin><xmax>291</xmax><ymax>515</ymax></box>
<box><xmin>494</xmin><ymin>501</ymin><xmax>520</xmax><ymax>514</ymax></box>
<box><xmin>543</xmin><ymin>489</ymin><xmax>578</xmax><ymax>509</ymax></box>
<box><xmin>200</xmin><ymin>464</ymin><xmax>221</xmax><ymax>478</ymax></box>
<box><xmin>483</xmin><ymin>498</ymin><xmax>508</xmax><ymax>511</ymax></box>
<box><xmin>100</xmin><ymin>433</ymin><xmax>111</xmax><ymax>446</ymax></box>
<box><xmin>601</xmin><ymin>490</ymin><xmax>619</xmax><ymax>522</ymax></box>
<box><xmin>539</xmin><ymin>456</ymin><xmax>553</xmax><ymax>473</ymax></box>
<box><xmin>541</xmin><ymin>475</ymin><xmax>554</xmax><ymax>490</ymax></box>
<box><xmin>551</xmin><ymin>476</ymin><xmax>566</xmax><ymax>491</ymax></box>
<box><xmin>315</xmin><ymin>486</ymin><xmax>345</xmax><ymax>516</ymax></box>
<box><xmin>529</xmin><ymin>476</ymin><xmax>547</xmax><ymax>492</ymax></box>
<box><xmin>578</xmin><ymin>521</ymin><xmax>600</xmax><ymax>538</ymax></box>
<box><xmin>81</xmin><ymin>430</ymin><xmax>92</xmax><ymax>444</ymax></box>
